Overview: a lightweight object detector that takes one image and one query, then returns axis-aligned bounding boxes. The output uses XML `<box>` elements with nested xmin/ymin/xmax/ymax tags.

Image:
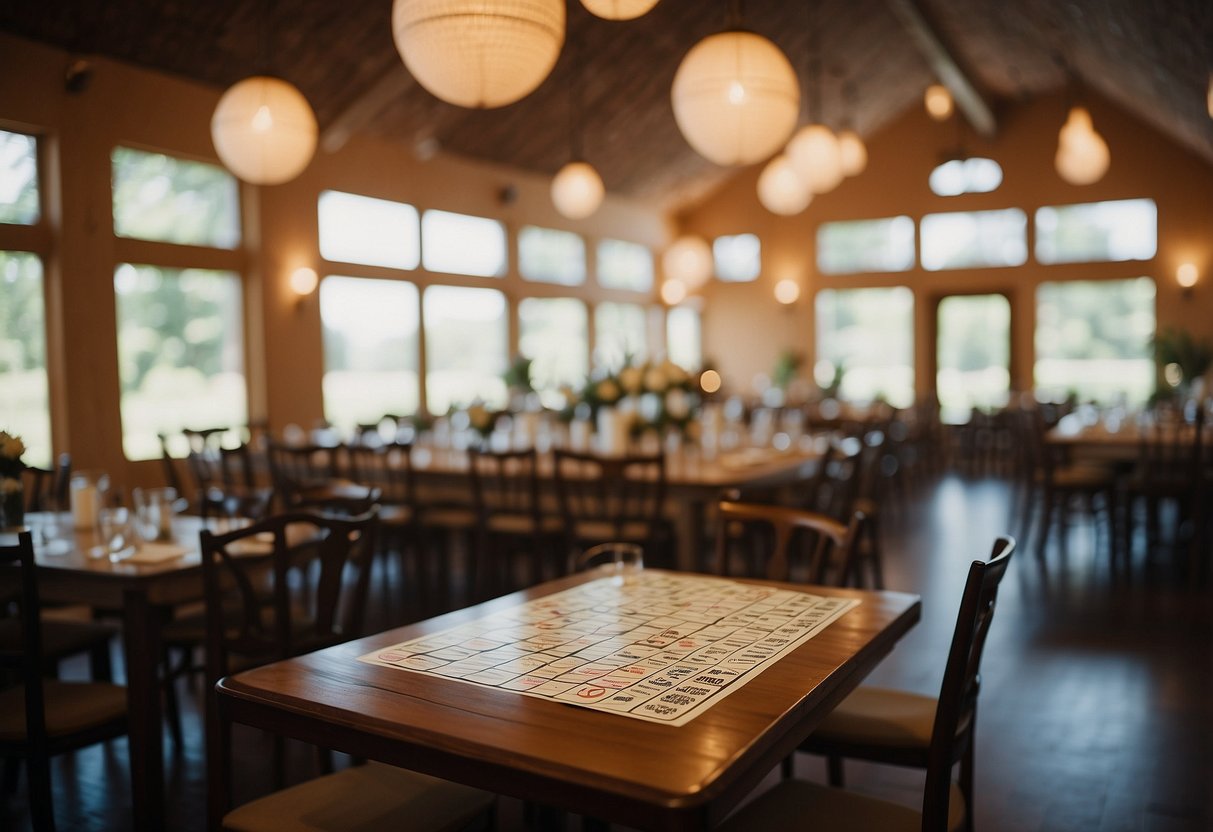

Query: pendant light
<box><xmin>785</xmin><ymin>3</ymin><xmax>841</xmax><ymax>194</ymax></box>
<box><xmin>211</xmin><ymin>2</ymin><xmax>317</xmax><ymax>185</ymax></box>
<box><xmin>551</xmin><ymin>39</ymin><xmax>605</xmax><ymax>220</ymax></box>
<box><xmin>671</xmin><ymin>2</ymin><xmax>800</xmax><ymax>166</ymax></box>
<box><xmin>758</xmin><ymin>153</ymin><xmax>812</xmax><ymax>215</ymax></box>
<box><xmin>392</xmin><ymin>0</ymin><xmax>565</xmax><ymax>108</ymax></box>
<box><xmin>1055</xmin><ymin>105</ymin><xmax>1109</xmax><ymax>185</ymax></box>
<box><xmin>581</xmin><ymin>0</ymin><xmax>661</xmax><ymax>20</ymax></box>
<box><xmin>662</xmin><ymin>236</ymin><xmax>713</xmax><ymax>290</ymax></box>
<box><xmin>924</xmin><ymin>84</ymin><xmax>954</xmax><ymax>121</ymax></box>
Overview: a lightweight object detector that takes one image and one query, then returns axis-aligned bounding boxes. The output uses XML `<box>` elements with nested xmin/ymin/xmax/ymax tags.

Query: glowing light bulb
<box><xmin>251</xmin><ymin>105</ymin><xmax>273</xmax><ymax>133</ymax></box>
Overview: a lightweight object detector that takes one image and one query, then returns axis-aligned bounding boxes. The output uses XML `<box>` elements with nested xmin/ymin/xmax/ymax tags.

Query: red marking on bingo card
<box><xmin>577</xmin><ymin>686</ymin><xmax>608</xmax><ymax>700</ymax></box>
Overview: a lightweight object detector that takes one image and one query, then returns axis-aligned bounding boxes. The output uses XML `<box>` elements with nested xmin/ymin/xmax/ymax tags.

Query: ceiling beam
<box><xmin>320</xmin><ymin>66</ymin><xmax>416</xmax><ymax>154</ymax></box>
<box><xmin>884</xmin><ymin>0</ymin><xmax>997</xmax><ymax>137</ymax></box>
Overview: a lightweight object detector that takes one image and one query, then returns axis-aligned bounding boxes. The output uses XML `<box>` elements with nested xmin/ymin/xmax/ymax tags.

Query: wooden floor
<box><xmin>5</xmin><ymin>474</ymin><xmax>1211</xmax><ymax>831</ymax></box>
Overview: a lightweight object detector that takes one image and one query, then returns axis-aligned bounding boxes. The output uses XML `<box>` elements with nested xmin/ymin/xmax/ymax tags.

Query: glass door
<box><xmin>936</xmin><ymin>294</ymin><xmax>1011</xmax><ymax>424</ymax></box>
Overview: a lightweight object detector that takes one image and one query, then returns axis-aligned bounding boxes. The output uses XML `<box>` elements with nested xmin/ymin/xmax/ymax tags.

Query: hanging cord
<box><xmin>257</xmin><ymin>0</ymin><xmax>275</xmax><ymax>76</ymax></box>
<box><xmin>726</xmin><ymin>0</ymin><xmax>743</xmax><ymax>30</ymax></box>
<box><xmin>568</xmin><ymin>33</ymin><xmax>583</xmax><ymax>162</ymax></box>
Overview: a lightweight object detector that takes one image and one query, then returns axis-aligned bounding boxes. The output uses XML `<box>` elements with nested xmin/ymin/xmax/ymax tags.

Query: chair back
<box><xmin>1139</xmin><ymin>402</ymin><xmax>1204</xmax><ymax>490</ymax></box>
<box><xmin>345</xmin><ymin>442</ymin><xmax>416</xmax><ymax>512</ymax></box>
<box><xmin>922</xmin><ymin>536</ymin><xmax>1015</xmax><ymax>832</ymax></box>
<box><xmin>266</xmin><ymin>441</ymin><xmax>343</xmax><ymax>509</ymax></box>
<box><xmin>714</xmin><ymin>498</ymin><xmax>865</xmax><ymax>585</ymax></box>
<box><xmin>551</xmin><ymin>450</ymin><xmax>666</xmax><ymax>554</ymax></box>
<box><xmin>21</xmin><ymin>453</ymin><xmax>71</xmax><ymax>512</ymax></box>
<box><xmin>200</xmin><ymin>511</ymin><xmax>379</xmax><ymax>683</ymax></box>
<box><xmin>468</xmin><ymin>448</ymin><xmax>542</xmax><ymax>524</ymax></box>
<box><xmin>0</xmin><ymin>532</ymin><xmax>47</xmax><ymax>750</ymax></box>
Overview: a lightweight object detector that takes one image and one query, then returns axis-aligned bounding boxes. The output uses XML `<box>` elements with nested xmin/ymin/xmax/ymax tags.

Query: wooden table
<box><xmin>1046</xmin><ymin>414</ymin><xmax>1211</xmax><ymax>463</ymax></box>
<box><xmin>10</xmin><ymin>512</ymin><xmax>219</xmax><ymax>832</ymax></box>
<box><xmin>216</xmin><ymin>570</ymin><xmax>920</xmax><ymax>831</ymax></box>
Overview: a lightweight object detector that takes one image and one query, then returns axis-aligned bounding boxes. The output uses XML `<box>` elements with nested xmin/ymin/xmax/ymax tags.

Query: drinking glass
<box><xmin>97</xmin><ymin>506</ymin><xmax>133</xmax><ymax>561</ymax></box>
<box><xmin>70</xmin><ymin>470</ymin><xmax>109</xmax><ymax>531</ymax></box>
<box><xmin>133</xmin><ymin>486</ymin><xmax>177</xmax><ymax>542</ymax></box>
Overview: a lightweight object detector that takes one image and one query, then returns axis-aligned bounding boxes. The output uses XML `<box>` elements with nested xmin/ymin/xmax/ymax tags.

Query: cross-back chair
<box><xmin>0</xmin><ymin>532</ymin><xmax>129</xmax><ymax>832</ymax></box>
<box><xmin>20</xmin><ymin>454</ymin><xmax>71</xmax><ymax>513</ymax></box>
<box><xmin>728</xmin><ymin>536</ymin><xmax>1017</xmax><ymax>832</ymax></box>
<box><xmin>265</xmin><ymin>441</ymin><xmax>344</xmax><ymax>511</ymax></box>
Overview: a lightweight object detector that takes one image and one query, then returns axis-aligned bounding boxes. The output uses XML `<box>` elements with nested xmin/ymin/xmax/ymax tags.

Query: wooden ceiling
<box><xmin>3</xmin><ymin>1</ymin><xmax>1211</xmax><ymax>210</ymax></box>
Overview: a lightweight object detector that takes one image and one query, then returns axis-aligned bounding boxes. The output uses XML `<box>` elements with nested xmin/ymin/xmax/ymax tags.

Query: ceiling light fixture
<box><xmin>757</xmin><ymin>153</ymin><xmax>812</xmax><ymax>215</ymax></box>
<box><xmin>662</xmin><ymin>236</ymin><xmax>713</xmax><ymax>289</ymax></box>
<box><xmin>784</xmin><ymin>2</ymin><xmax>842</xmax><ymax>194</ymax></box>
<box><xmin>391</xmin><ymin>0</ymin><xmax>565</xmax><ymax>108</ymax></box>
<box><xmin>551</xmin><ymin>35</ymin><xmax>605</xmax><ymax>219</ymax></box>
<box><xmin>924</xmin><ymin>84</ymin><xmax>953</xmax><ymax>120</ymax></box>
<box><xmin>1055</xmin><ymin>105</ymin><xmax>1110</xmax><ymax>185</ymax></box>
<box><xmin>835</xmin><ymin>81</ymin><xmax>867</xmax><ymax>177</ymax></box>
<box><xmin>580</xmin><ymin>0</ymin><xmax>661</xmax><ymax>20</ymax></box>
<box><xmin>670</xmin><ymin>4</ymin><xmax>800</xmax><ymax>167</ymax></box>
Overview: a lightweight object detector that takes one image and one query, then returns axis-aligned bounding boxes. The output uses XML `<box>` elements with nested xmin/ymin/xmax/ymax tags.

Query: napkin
<box><xmin>124</xmin><ymin>542</ymin><xmax>189</xmax><ymax>564</ymax></box>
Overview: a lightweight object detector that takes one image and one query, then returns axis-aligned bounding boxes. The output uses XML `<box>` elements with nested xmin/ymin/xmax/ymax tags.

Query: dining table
<box><xmin>215</xmin><ymin>568</ymin><xmax>921</xmax><ymax>831</ymax></box>
<box><xmin>8</xmin><ymin>511</ymin><xmax>232</xmax><ymax>832</ymax></box>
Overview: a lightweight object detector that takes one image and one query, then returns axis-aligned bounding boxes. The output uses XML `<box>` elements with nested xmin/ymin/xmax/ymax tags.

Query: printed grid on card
<box><xmin>359</xmin><ymin>572</ymin><xmax>860</xmax><ymax>726</ymax></box>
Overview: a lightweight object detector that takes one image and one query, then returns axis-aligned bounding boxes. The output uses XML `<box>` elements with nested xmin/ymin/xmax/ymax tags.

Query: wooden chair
<box><xmin>468</xmin><ymin>448</ymin><xmax>560</xmax><ymax>597</ymax></box>
<box><xmin>188</xmin><ymin>442</ymin><xmax>273</xmax><ymax>523</ymax></box>
<box><xmin>737</xmin><ymin>537</ymin><xmax>1017</xmax><ymax>832</ymax></box>
<box><xmin>713</xmin><ymin>497</ymin><xmax>866</xmax><ymax>586</ymax></box>
<box><xmin>0</xmin><ymin>532</ymin><xmax>129</xmax><ymax>832</ymax></box>
<box><xmin>551</xmin><ymin>450</ymin><xmax>671</xmax><ymax>572</ymax></box>
<box><xmin>203</xmin><ymin>512</ymin><xmax>495</xmax><ymax>832</ymax></box>
<box><xmin>20</xmin><ymin>454</ymin><xmax>70</xmax><ymax>513</ymax></box>
<box><xmin>265</xmin><ymin>441</ymin><xmax>343</xmax><ymax>511</ymax></box>
<box><xmin>1123</xmin><ymin>404</ymin><xmax>1205</xmax><ymax>565</ymax></box>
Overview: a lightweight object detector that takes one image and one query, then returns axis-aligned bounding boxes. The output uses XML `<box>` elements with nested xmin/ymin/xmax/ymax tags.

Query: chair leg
<box><xmin>3</xmin><ymin>758</ymin><xmax>20</xmax><ymax>795</ymax></box>
<box><xmin>826</xmin><ymin>754</ymin><xmax>845</xmax><ymax>787</ymax></box>
<box><xmin>27</xmin><ymin>746</ymin><xmax>56</xmax><ymax>832</ymax></box>
<box><xmin>162</xmin><ymin>648</ymin><xmax>185</xmax><ymax>749</ymax></box>
<box><xmin>780</xmin><ymin>753</ymin><xmax>795</xmax><ymax>780</ymax></box>
<box><xmin>89</xmin><ymin>638</ymin><xmax>113</xmax><ymax>683</ymax></box>
<box><xmin>960</xmin><ymin>737</ymin><xmax>976</xmax><ymax>832</ymax></box>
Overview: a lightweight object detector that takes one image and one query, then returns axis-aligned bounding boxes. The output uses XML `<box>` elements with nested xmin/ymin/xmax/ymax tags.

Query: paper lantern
<box><xmin>662</xmin><ymin>236</ymin><xmax>713</xmax><ymax>289</ymax></box>
<box><xmin>580</xmin><ymin>0</ymin><xmax>660</xmax><ymax>20</ymax></box>
<box><xmin>211</xmin><ymin>76</ymin><xmax>317</xmax><ymax>185</ymax></box>
<box><xmin>1055</xmin><ymin>106</ymin><xmax>1110</xmax><ymax>185</ymax></box>
<box><xmin>551</xmin><ymin>161</ymin><xmax>605</xmax><ymax>219</ymax></box>
<box><xmin>787</xmin><ymin>124</ymin><xmax>843</xmax><ymax>194</ymax></box>
<box><xmin>392</xmin><ymin>0</ymin><xmax>565</xmax><ymax>108</ymax></box>
<box><xmin>836</xmin><ymin>129</ymin><xmax>868</xmax><ymax>177</ymax></box>
<box><xmin>924</xmin><ymin>84</ymin><xmax>953</xmax><ymax>121</ymax></box>
<box><xmin>757</xmin><ymin>154</ymin><xmax>812</xmax><ymax>215</ymax></box>
<box><xmin>671</xmin><ymin>31</ymin><xmax>800</xmax><ymax>166</ymax></box>
<box><xmin>660</xmin><ymin>279</ymin><xmax>688</xmax><ymax>305</ymax></box>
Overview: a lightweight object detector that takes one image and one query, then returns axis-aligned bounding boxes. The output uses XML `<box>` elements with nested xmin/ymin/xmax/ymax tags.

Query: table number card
<box><xmin>360</xmin><ymin>572</ymin><xmax>859</xmax><ymax>726</ymax></box>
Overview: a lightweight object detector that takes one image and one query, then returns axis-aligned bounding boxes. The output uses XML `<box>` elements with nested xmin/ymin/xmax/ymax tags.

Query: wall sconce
<box><xmin>289</xmin><ymin>267</ymin><xmax>319</xmax><ymax>306</ymax></box>
<box><xmin>774</xmin><ymin>278</ymin><xmax>800</xmax><ymax>306</ymax></box>
<box><xmin>660</xmin><ymin>278</ymin><xmax>688</xmax><ymax>305</ymax></box>
<box><xmin>699</xmin><ymin>369</ymin><xmax>722</xmax><ymax>394</ymax></box>
<box><xmin>1176</xmin><ymin>262</ymin><xmax>1198</xmax><ymax>294</ymax></box>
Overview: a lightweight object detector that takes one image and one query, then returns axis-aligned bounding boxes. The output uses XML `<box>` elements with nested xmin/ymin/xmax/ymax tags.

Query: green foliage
<box><xmin>503</xmin><ymin>355</ymin><xmax>535</xmax><ymax>392</ymax></box>
<box><xmin>772</xmin><ymin>349</ymin><xmax>803</xmax><ymax>389</ymax></box>
<box><xmin>1153</xmin><ymin>327</ymin><xmax>1213</xmax><ymax>389</ymax></box>
<box><xmin>111</xmin><ymin>147</ymin><xmax>240</xmax><ymax>249</ymax></box>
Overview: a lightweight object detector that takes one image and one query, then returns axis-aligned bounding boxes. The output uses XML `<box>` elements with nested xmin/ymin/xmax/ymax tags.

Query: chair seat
<box><xmin>420</xmin><ymin>505</ymin><xmax>477</xmax><ymax>529</ymax></box>
<box><xmin>0</xmin><ymin>617</ymin><xmax>115</xmax><ymax>661</ymax></box>
<box><xmin>806</xmin><ymin>686</ymin><xmax>935</xmax><ymax>750</ymax></box>
<box><xmin>0</xmin><ymin>680</ymin><xmax>127</xmax><ymax>742</ymax></box>
<box><xmin>571</xmin><ymin>520</ymin><xmax>655</xmax><ymax>543</ymax></box>
<box><xmin>1049</xmin><ymin>463</ymin><xmax>1116</xmax><ymax>490</ymax></box>
<box><xmin>486</xmin><ymin>513</ymin><xmax>562</xmax><ymax>536</ymax></box>
<box><xmin>718</xmin><ymin>777</ymin><xmax>965</xmax><ymax>832</ymax></box>
<box><xmin>223</xmin><ymin>760</ymin><xmax>495</xmax><ymax>832</ymax></box>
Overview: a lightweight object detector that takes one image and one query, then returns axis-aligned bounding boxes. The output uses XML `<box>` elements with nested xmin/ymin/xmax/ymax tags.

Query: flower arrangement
<box><xmin>0</xmin><ymin>431</ymin><xmax>26</xmax><ymax>527</ymax></box>
<box><xmin>0</xmin><ymin>431</ymin><xmax>27</xmax><ymax>479</ymax></box>
<box><xmin>464</xmin><ymin>403</ymin><xmax>501</xmax><ymax>439</ymax></box>
<box><xmin>558</xmin><ymin>359</ymin><xmax>700</xmax><ymax>437</ymax></box>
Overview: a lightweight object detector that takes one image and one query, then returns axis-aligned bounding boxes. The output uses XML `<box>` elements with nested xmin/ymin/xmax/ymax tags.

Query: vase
<box><xmin>1</xmin><ymin>478</ymin><xmax>24</xmax><ymax>528</ymax></box>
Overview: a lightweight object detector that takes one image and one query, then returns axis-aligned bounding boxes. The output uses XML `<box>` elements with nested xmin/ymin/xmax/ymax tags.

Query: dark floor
<box><xmin>6</xmin><ymin>474</ymin><xmax>1212</xmax><ymax>831</ymax></box>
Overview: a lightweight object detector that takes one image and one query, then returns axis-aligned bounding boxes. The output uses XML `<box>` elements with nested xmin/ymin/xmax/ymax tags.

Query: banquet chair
<box><xmin>713</xmin><ymin>497</ymin><xmax>866</xmax><ymax>587</ymax></box>
<box><xmin>552</xmin><ymin>450</ymin><xmax>671</xmax><ymax>572</ymax></box>
<box><xmin>265</xmin><ymin>441</ymin><xmax>344</xmax><ymax>510</ymax></box>
<box><xmin>0</xmin><ymin>532</ymin><xmax>129</xmax><ymax>832</ymax></box>
<box><xmin>468</xmin><ymin>448</ymin><xmax>561</xmax><ymax>597</ymax></box>
<box><xmin>203</xmin><ymin>512</ymin><xmax>495</xmax><ymax>832</ymax></box>
<box><xmin>20</xmin><ymin>453</ymin><xmax>70</xmax><ymax>513</ymax></box>
<box><xmin>751</xmin><ymin>536</ymin><xmax>1016</xmax><ymax>832</ymax></box>
<box><xmin>1123</xmin><ymin>403</ymin><xmax>1204</xmax><ymax>564</ymax></box>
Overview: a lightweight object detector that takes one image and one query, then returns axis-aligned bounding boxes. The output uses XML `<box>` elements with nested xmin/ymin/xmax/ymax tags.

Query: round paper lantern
<box><xmin>580</xmin><ymin>0</ymin><xmax>660</xmax><ymax>20</ymax></box>
<box><xmin>671</xmin><ymin>31</ymin><xmax>800</xmax><ymax>166</ymax></box>
<box><xmin>662</xmin><ymin>236</ymin><xmax>713</xmax><ymax>289</ymax></box>
<box><xmin>211</xmin><ymin>76</ymin><xmax>318</xmax><ymax>185</ymax></box>
<box><xmin>551</xmin><ymin>161</ymin><xmax>605</xmax><ymax>219</ymax></box>
<box><xmin>836</xmin><ymin>129</ymin><xmax>868</xmax><ymax>177</ymax></box>
<box><xmin>787</xmin><ymin>124</ymin><xmax>843</xmax><ymax>194</ymax></box>
<box><xmin>757</xmin><ymin>153</ymin><xmax>812</xmax><ymax>216</ymax></box>
<box><xmin>1055</xmin><ymin>106</ymin><xmax>1109</xmax><ymax>185</ymax></box>
<box><xmin>392</xmin><ymin>0</ymin><xmax>565</xmax><ymax>108</ymax></box>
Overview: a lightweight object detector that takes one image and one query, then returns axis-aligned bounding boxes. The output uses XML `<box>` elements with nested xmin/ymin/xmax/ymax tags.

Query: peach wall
<box><xmin>678</xmin><ymin>90</ymin><xmax>1213</xmax><ymax>397</ymax></box>
<box><xmin>0</xmin><ymin>33</ymin><xmax>670</xmax><ymax>490</ymax></box>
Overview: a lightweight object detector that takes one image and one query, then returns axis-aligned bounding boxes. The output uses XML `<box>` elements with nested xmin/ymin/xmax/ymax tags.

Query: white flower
<box><xmin>666</xmin><ymin>389</ymin><xmax>690</xmax><ymax>421</ymax></box>
<box><xmin>644</xmin><ymin>366</ymin><xmax>669</xmax><ymax>394</ymax></box>
<box><xmin>619</xmin><ymin>366</ymin><xmax>644</xmax><ymax>396</ymax></box>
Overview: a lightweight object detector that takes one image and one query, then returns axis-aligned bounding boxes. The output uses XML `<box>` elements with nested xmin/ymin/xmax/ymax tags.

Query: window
<box><xmin>594</xmin><ymin>302</ymin><xmax>649</xmax><ymax>370</ymax></box>
<box><xmin>320</xmin><ymin>277</ymin><xmax>420</xmax><ymax>432</ymax></box>
<box><xmin>114</xmin><ymin>264</ymin><xmax>247</xmax><ymax>461</ymax></box>
<box><xmin>111</xmin><ymin>147</ymin><xmax>240</xmax><ymax>249</ymax></box>
<box><xmin>928</xmin><ymin>158</ymin><xmax>1003</xmax><ymax>197</ymax></box>
<box><xmin>666</xmin><ymin>306</ymin><xmax>702</xmax><ymax>371</ymax></box>
<box><xmin>815</xmin><ymin>287</ymin><xmax>914</xmax><ymax>407</ymax></box>
<box><xmin>518</xmin><ymin>226</ymin><xmax>585</xmax><ymax>286</ymax></box>
<box><xmin>0</xmin><ymin>252</ymin><xmax>50</xmax><ymax>467</ymax></box>
<box><xmin>1035</xmin><ymin>199</ymin><xmax>1157</xmax><ymax>264</ymax></box>
<box><xmin>318</xmin><ymin>191</ymin><xmax>420</xmax><ymax>270</ymax></box>
<box><xmin>518</xmin><ymin>298</ymin><xmax>588</xmax><ymax>404</ymax></box>
<box><xmin>816</xmin><ymin>217</ymin><xmax>915</xmax><ymax>275</ymax></box>
<box><xmin>1034</xmin><ymin>277</ymin><xmax>1156</xmax><ymax>405</ymax></box>
<box><xmin>0</xmin><ymin>130</ymin><xmax>39</xmax><ymax>225</ymax></box>
<box><xmin>421</xmin><ymin>210</ymin><xmax>506</xmax><ymax>277</ymax></box>
<box><xmin>920</xmin><ymin>209</ymin><xmax>1027</xmax><ymax>271</ymax></box>
<box><xmin>713</xmin><ymin>234</ymin><xmax>760</xmax><ymax>282</ymax></box>
<box><xmin>423</xmin><ymin>285</ymin><xmax>508</xmax><ymax>412</ymax></box>
<box><xmin>936</xmin><ymin>294</ymin><xmax>1011</xmax><ymax>423</ymax></box>
<box><xmin>597</xmin><ymin>239</ymin><xmax>653</xmax><ymax>292</ymax></box>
